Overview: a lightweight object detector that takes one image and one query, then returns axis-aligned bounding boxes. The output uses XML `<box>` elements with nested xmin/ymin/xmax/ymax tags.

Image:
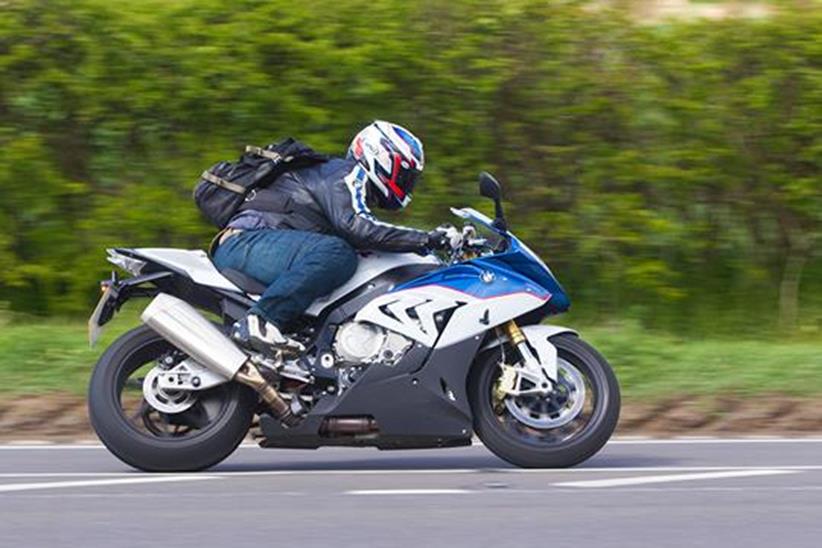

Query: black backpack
<box><xmin>193</xmin><ymin>138</ymin><xmax>328</xmax><ymax>228</ymax></box>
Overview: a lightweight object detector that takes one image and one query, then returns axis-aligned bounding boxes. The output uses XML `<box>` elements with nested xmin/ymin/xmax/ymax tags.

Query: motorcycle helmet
<box><xmin>347</xmin><ymin>120</ymin><xmax>424</xmax><ymax>210</ymax></box>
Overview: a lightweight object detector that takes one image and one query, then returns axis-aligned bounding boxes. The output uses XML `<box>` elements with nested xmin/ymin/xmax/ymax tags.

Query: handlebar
<box><xmin>443</xmin><ymin>223</ymin><xmax>498</xmax><ymax>264</ymax></box>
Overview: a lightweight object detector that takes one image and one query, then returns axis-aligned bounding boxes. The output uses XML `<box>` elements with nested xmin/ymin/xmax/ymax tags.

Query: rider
<box><xmin>211</xmin><ymin>121</ymin><xmax>459</xmax><ymax>351</ymax></box>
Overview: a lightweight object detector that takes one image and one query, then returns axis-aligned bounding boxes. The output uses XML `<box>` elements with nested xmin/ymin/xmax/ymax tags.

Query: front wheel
<box><xmin>469</xmin><ymin>333</ymin><xmax>620</xmax><ymax>468</ymax></box>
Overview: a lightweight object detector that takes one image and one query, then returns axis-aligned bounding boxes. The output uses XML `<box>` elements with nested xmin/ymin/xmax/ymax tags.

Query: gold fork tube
<box><xmin>503</xmin><ymin>320</ymin><xmax>527</xmax><ymax>346</ymax></box>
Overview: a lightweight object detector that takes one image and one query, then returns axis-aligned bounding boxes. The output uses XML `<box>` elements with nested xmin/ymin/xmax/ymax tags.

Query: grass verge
<box><xmin>0</xmin><ymin>309</ymin><xmax>819</xmax><ymax>400</ymax></box>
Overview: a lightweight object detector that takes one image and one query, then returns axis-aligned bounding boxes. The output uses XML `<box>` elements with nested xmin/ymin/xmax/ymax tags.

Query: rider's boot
<box><xmin>231</xmin><ymin>314</ymin><xmax>304</xmax><ymax>355</ymax></box>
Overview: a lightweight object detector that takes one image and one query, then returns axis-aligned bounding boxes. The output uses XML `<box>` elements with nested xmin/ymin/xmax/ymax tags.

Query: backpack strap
<box><xmin>201</xmin><ymin>171</ymin><xmax>246</xmax><ymax>194</ymax></box>
<box><xmin>245</xmin><ymin>145</ymin><xmax>289</xmax><ymax>162</ymax></box>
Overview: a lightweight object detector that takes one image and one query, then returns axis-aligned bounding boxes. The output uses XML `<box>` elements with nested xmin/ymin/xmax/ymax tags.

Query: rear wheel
<box><xmin>469</xmin><ymin>333</ymin><xmax>620</xmax><ymax>468</ymax></box>
<box><xmin>88</xmin><ymin>325</ymin><xmax>256</xmax><ymax>472</ymax></box>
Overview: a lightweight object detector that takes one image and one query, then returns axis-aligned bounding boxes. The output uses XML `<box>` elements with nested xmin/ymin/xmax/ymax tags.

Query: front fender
<box><xmin>479</xmin><ymin>324</ymin><xmax>577</xmax><ymax>382</ymax></box>
<box><xmin>480</xmin><ymin>324</ymin><xmax>578</xmax><ymax>355</ymax></box>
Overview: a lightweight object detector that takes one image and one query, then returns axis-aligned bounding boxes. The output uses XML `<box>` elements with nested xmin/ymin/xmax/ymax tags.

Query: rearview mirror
<box><xmin>479</xmin><ymin>172</ymin><xmax>502</xmax><ymax>201</ymax></box>
<box><xmin>478</xmin><ymin>172</ymin><xmax>507</xmax><ymax>232</ymax></box>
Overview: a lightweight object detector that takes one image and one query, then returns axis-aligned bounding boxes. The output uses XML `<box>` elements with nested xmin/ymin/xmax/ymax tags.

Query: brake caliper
<box><xmin>493</xmin><ymin>363</ymin><xmax>518</xmax><ymax>413</ymax></box>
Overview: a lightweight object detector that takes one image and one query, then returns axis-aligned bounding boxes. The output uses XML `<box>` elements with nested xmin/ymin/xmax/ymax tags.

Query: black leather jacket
<box><xmin>227</xmin><ymin>158</ymin><xmax>429</xmax><ymax>252</ymax></box>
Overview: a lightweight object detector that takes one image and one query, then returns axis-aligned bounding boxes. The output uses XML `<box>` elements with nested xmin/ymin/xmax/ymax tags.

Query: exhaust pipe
<box><xmin>320</xmin><ymin>417</ymin><xmax>379</xmax><ymax>436</ymax></box>
<box><xmin>141</xmin><ymin>293</ymin><xmax>297</xmax><ymax>425</ymax></box>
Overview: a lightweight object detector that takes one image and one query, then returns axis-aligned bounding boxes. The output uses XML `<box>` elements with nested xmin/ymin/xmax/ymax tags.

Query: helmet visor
<box><xmin>381</xmin><ymin>154</ymin><xmax>420</xmax><ymax>209</ymax></box>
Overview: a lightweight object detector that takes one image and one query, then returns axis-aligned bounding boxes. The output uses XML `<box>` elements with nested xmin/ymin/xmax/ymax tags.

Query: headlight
<box><xmin>106</xmin><ymin>249</ymin><xmax>146</xmax><ymax>276</ymax></box>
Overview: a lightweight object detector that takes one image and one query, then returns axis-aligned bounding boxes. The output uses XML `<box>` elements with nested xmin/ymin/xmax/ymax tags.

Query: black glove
<box><xmin>427</xmin><ymin>229</ymin><xmax>450</xmax><ymax>250</ymax></box>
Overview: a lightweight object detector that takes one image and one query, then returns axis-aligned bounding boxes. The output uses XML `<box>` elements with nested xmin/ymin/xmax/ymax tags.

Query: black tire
<box><xmin>88</xmin><ymin>325</ymin><xmax>257</xmax><ymax>472</ymax></box>
<box><xmin>469</xmin><ymin>333</ymin><xmax>620</xmax><ymax>468</ymax></box>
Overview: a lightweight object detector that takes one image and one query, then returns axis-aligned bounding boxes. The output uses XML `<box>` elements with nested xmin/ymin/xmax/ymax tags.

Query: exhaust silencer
<box><xmin>141</xmin><ymin>293</ymin><xmax>296</xmax><ymax>425</ymax></box>
<box><xmin>141</xmin><ymin>293</ymin><xmax>246</xmax><ymax>379</ymax></box>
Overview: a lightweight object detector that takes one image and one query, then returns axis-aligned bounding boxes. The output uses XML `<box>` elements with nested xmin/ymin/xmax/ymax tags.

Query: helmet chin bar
<box><xmin>366</xmin><ymin>177</ymin><xmax>405</xmax><ymax>211</ymax></box>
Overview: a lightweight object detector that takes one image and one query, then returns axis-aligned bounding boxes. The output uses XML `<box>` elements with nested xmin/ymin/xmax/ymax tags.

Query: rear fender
<box><xmin>88</xmin><ymin>269</ymin><xmax>249</xmax><ymax>346</ymax></box>
<box><xmin>88</xmin><ymin>271</ymin><xmax>171</xmax><ymax>346</ymax></box>
<box><xmin>94</xmin><ymin>272</ymin><xmax>172</xmax><ymax>326</ymax></box>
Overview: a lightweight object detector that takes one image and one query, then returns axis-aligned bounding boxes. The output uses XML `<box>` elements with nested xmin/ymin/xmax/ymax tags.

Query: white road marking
<box><xmin>8</xmin><ymin>485</ymin><xmax>822</xmax><ymax>500</ymax></box>
<box><xmin>607</xmin><ymin>438</ymin><xmax>822</xmax><ymax>445</ymax></box>
<box><xmin>205</xmin><ymin>465</ymin><xmax>822</xmax><ymax>477</ymax></box>
<box><xmin>473</xmin><ymin>437</ymin><xmax>822</xmax><ymax>446</ymax></box>
<box><xmin>347</xmin><ymin>489</ymin><xmax>471</xmax><ymax>496</ymax></box>
<box><xmin>4</xmin><ymin>440</ymin><xmax>55</xmax><ymax>446</ymax></box>
<box><xmin>5</xmin><ymin>491</ymin><xmax>310</xmax><ymax>499</ymax></box>
<box><xmin>1</xmin><ymin>465</ymin><xmax>822</xmax><ymax>479</ymax></box>
<box><xmin>554</xmin><ymin>469</ymin><xmax>798</xmax><ymax>488</ymax></box>
<box><xmin>0</xmin><ymin>475</ymin><xmax>216</xmax><ymax>493</ymax></box>
<box><xmin>3</xmin><ymin>438</ymin><xmax>822</xmax><ymax>450</ymax></box>
<box><xmin>560</xmin><ymin>486</ymin><xmax>822</xmax><ymax>493</ymax></box>
<box><xmin>0</xmin><ymin>443</ymin><xmax>260</xmax><ymax>450</ymax></box>
<box><xmin>0</xmin><ymin>472</ymin><xmax>181</xmax><ymax>478</ymax></box>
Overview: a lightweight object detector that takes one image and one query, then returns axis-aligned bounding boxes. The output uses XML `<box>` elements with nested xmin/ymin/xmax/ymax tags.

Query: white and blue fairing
<box><xmin>351</xmin><ymin>208</ymin><xmax>571</xmax><ymax>349</ymax></box>
<box><xmin>395</xmin><ymin>208</ymin><xmax>569</xmax><ymax>311</ymax></box>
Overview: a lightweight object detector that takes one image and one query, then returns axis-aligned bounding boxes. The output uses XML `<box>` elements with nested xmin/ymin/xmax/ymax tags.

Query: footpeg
<box><xmin>282</xmin><ymin>338</ymin><xmax>306</xmax><ymax>355</ymax></box>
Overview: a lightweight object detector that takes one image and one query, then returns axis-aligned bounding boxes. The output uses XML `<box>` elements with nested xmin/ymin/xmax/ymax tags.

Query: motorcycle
<box><xmin>87</xmin><ymin>172</ymin><xmax>620</xmax><ymax>471</ymax></box>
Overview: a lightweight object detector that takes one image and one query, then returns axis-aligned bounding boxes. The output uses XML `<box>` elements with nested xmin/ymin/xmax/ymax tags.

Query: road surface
<box><xmin>1</xmin><ymin>438</ymin><xmax>821</xmax><ymax>547</ymax></box>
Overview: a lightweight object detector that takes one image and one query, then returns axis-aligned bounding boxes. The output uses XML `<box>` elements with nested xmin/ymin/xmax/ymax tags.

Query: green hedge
<box><xmin>1</xmin><ymin>0</ymin><xmax>820</xmax><ymax>335</ymax></box>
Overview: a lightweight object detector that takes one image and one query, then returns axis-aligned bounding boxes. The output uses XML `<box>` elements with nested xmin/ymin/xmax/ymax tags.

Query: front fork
<box><xmin>494</xmin><ymin>320</ymin><xmax>558</xmax><ymax>406</ymax></box>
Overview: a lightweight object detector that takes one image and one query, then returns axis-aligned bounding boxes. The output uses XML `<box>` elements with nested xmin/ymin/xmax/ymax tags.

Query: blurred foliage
<box><xmin>0</xmin><ymin>0</ymin><xmax>820</xmax><ymax>336</ymax></box>
<box><xmin>3</xmin><ymin>311</ymin><xmax>821</xmax><ymax>397</ymax></box>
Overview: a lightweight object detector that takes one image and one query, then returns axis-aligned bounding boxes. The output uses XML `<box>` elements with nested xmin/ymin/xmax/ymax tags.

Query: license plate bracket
<box><xmin>88</xmin><ymin>285</ymin><xmax>117</xmax><ymax>346</ymax></box>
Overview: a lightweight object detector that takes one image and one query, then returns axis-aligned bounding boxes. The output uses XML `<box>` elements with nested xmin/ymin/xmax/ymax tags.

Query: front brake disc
<box><xmin>503</xmin><ymin>358</ymin><xmax>586</xmax><ymax>429</ymax></box>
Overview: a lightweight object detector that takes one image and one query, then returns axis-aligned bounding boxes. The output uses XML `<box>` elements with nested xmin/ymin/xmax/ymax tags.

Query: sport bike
<box><xmin>87</xmin><ymin>173</ymin><xmax>620</xmax><ymax>471</ymax></box>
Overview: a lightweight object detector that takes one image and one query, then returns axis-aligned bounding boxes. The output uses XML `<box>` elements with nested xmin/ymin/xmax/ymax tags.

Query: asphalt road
<box><xmin>1</xmin><ymin>438</ymin><xmax>821</xmax><ymax>547</ymax></box>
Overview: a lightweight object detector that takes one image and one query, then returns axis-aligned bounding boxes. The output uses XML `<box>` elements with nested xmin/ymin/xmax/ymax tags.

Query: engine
<box><xmin>332</xmin><ymin>321</ymin><xmax>412</xmax><ymax>366</ymax></box>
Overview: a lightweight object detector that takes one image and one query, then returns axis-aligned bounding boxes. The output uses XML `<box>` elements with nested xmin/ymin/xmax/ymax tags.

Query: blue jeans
<box><xmin>212</xmin><ymin>229</ymin><xmax>358</xmax><ymax>327</ymax></box>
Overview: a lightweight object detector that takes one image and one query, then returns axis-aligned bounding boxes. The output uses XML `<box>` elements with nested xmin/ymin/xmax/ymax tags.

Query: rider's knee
<box><xmin>321</xmin><ymin>236</ymin><xmax>358</xmax><ymax>277</ymax></box>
